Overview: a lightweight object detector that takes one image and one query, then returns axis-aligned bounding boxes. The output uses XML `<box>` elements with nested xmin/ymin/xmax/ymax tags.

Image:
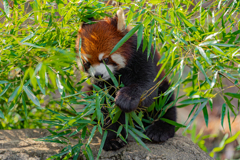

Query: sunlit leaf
<box><xmin>23</xmin><ymin>86</ymin><xmax>40</xmax><ymax>107</ymax></box>
<box><xmin>110</xmin><ymin>24</ymin><xmax>141</xmax><ymax>54</ymax></box>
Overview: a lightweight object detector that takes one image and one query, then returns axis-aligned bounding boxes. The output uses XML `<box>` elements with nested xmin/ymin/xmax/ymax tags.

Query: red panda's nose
<box><xmin>94</xmin><ymin>73</ymin><xmax>103</xmax><ymax>79</ymax></box>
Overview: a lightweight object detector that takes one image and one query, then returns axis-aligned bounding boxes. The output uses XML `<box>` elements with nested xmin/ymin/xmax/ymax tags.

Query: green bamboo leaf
<box><xmin>210</xmin><ymin>71</ymin><xmax>218</xmax><ymax>89</ymax></box>
<box><xmin>0</xmin><ymin>83</ymin><xmax>11</xmax><ymax>97</ymax></box>
<box><xmin>112</xmin><ymin>108</ymin><xmax>122</xmax><ymax>123</ymax></box>
<box><xmin>56</xmin><ymin>74</ymin><xmax>63</xmax><ymax>95</ymax></box>
<box><xmin>85</xmin><ymin>145</ymin><xmax>94</xmax><ymax>160</ymax></box>
<box><xmin>131</xmin><ymin>112</ymin><xmax>144</xmax><ymax>129</ymax></box>
<box><xmin>126</xmin><ymin>5</ymin><xmax>134</xmax><ymax>26</ymax></box>
<box><xmin>225</xmin><ymin>131</ymin><xmax>240</xmax><ymax>144</ymax></box>
<box><xmin>223</xmin><ymin>96</ymin><xmax>236</xmax><ymax>116</ymax></box>
<box><xmin>177</xmin><ymin>11</ymin><xmax>200</xmax><ymax>37</ymax></box>
<box><xmin>199</xmin><ymin>40</ymin><xmax>218</xmax><ymax>46</ymax></box>
<box><xmin>184</xmin><ymin>100</ymin><xmax>208</xmax><ymax>132</ymax></box>
<box><xmin>212</xmin><ymin>43</ymin><xmax>235</xmax><ymax>47</ymax></box>
<box><xmin>104</xmin><ymin>64</ymin><xmax>118</xmax><ymax>87</ymax></box>
<box><xmin>196</xmin><ymin>46</ymin><xmax>212</xmax><ymax>65</ymax></box>
<box><xmin>8</xmin><ymin>86</ymin><xmax>20</xmax><ymax>102</ymax></box>
<box><xmin>221</xmin><ymin>103</ymin><xmax>226</xmax><ymax>128</ymax></box>
<box><xmin>69</xmin><ymin>124</ymin><xmax>87</xmax><ymax>137</ymax></box>
<box><xmin>137</xmin><ymin>24</ymin><xmax>143</xmax><ymax>51</ymax></box>
<box><xmin>97</xmin><ymin>124</ymin><xmax>102</xmax><ymax>135</ymax></box>
<box><xmin>179</xmin><ymin>98</ymin><xmax>208</xmax><ymax>105</ymax></box>
<box><xmin>0</xmin><ymin>81</ymin><xmax>8</xmax><ymax>84</ymax></box>
<box><xmin>128</xmin><ymin>126</ymin><xmax>150</xmax><ymax>140</ymax></box>
<box><xmin>227</xmin><ymin>109</ymin><xmax>231</xmax><ymax>133</ymax></box>
<box><xmin>29</xmin><ymin>67</ymin><xmax>37</xmax><ymax>89</ymax></box>
<box><xmin>225</xmin><ymin>92</ymin><xmax>240</xmax><ymax>99</ymax></box>
<box><xmin>155</xmin><ymin>47</ymin><xmax>175</xmax><ymax>81</ymax></box>
<box><xmin>3</xmin><ymin>0</ymin><xmax>10</xmax><ymax>17</ymax></box>
<box><xmin>196</xmin><ymin>60</ymin><xmax>211</xmax><ymax>86</ymax></box>
<box><xmin>87</xmin><ymin>126</ymin><xmax>97</xmax><ymax>146</ymax></box>
<box><xmin>147</xmin><ymin>20</ymin><xmax>154</xmax><ymax>58</ymax></box>
<box><xmin>202</xmin><ymin>106</ymin><xmax>209</xmax><ymax>127</ymax></box>
<box><xmin>22</xmin><ymin>93</ymin><xmax>28</xmax><ymax>120</ymax></box>
<box><xmin>0</xmin><ymin>110</ymin><xmax>4</xmax><ymax>119</ymax></box>
<box><xmin>110</xmin><ymin>24</ymin><xmax>141</xmax><ymax>54</ymax></box>
<box><xmin>48</xmin><ymin>68</ymin><xmax>57</xmax><ymax>88</ymax></box>
<box><xmin>39</xmin><ymin>64</ymin><xmax>46</xmax><ymax>91</ymax></box>
<box><xmin>20</xmin><ymin>32</ymin><xmax>35</xmax><ymax>43</ymax></box>
<box><xmin>160</xmin><ymin>118</ymin><xmax>186</xmax><ymax>128</ymax></box>
<box><xmin>96</xmin><ymin>130</ymin><xmax>107</xmax><ymax>160</ymax></box>
<box><xmin>125</xmin><ymin>113</ymin><xmax>129</xmax><ymax>137</ymax></box>
<box><xmin>128</xmin><ymin>129</ymin><xmax>150</xmax><ymax>151</ymax></box>
<box><xmin>154</xmin><ymin>16</ymin><xmax>174</xmax><ymax>26</ymax></box>
<box><xmin>21</xmin><ymin>42</ymin><xmax>43</xmax><ymax>48</ymax></box>
<box><xmin>23</xmin><ymin>86</ymin><xmax>40</xmax><ymax>107</ymax></box>
<box><xmin>96</xmin><ymin>94</ymin><xmax>101</xmax><ymax>121</ymax></box>
<box><xmin>209</xmin><ymin>134</ymin><xmax>228</xmax><ymax>157</ymax></box>
<box><xmin>36</xmin><ymin>76</ymin><xmax>45</xmax><ymax>95</ymax></box>
<box><xmin>117</xmin><ymin>125</ymin><xmax>123</xmax><ymax>136</ymax></box>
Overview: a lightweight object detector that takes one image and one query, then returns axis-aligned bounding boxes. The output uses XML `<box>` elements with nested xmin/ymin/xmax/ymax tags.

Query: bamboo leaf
<box><xmin>202</xmin><ymin>106</ymin><xmax>209</xmax><ymax>127</ymax></box>
<box><xmin>225</xmin><ymin>92</ymin><xmax>240</xmax><ymax>99</ymax></box>
<box><xmin>196</xmin><ymin>46</ymin><xmax>212</xmax><ymax>65</ymax></box>
<box><xmin>128</xmin><ymin>129</ymin><xmax>150</xmax><ymax>151</ymax></box>
<box><xmin>3</xmin><ymin>0</ymin><xmax>10</xmax><ymax>17</ymax></box>
<box><xmin>221</xmin><ymin>103</ymin><xmax>226</xmax><ymax>128</ymax></box>
<box><xmin>0</xmin><ymin>81</ymin><xmax>8</xmax><ymax>84</ymax></box>
<box><xmin>137</xmin><ymin>24</ymin><xmax>144</xmax><ymax>51</ymax></box>
<box><xmin>96</xmin><ymin>94</ymin><xmax>101</xmax><ymax>122</ymax></box>
<box><xmin>196</xmin><ymin>60</ymin><xmax>211</xmax><ymax>86</ymax></box>
<box><xmin>104</xmin><ymin>64</ymin><xmax>118</xmax><ymax>87</ymax></box>
<box><xmin>0</xmin><ymin>83</ymin><xmax>11</xmax><ymax>97</ymax></box>
<box><xmin>23</xmin><ymin>86</ymin><xmax>40</xmax><ymax>107</ymax></box>
<box><xmin>96</xmin><ymin>130</ymin><xmax>107</xmax><ymax>160</ymax></box>
<box><xmin>131</xmin><ymin>112</ymin><xmax>144</xmax><ymax>129</ymax></box>
<box><xmin>161</xmin><ymin>118</ymin><xmax>186</xmax><ymax>128</ymax></box>
<box><xmin>110</xmin><ymin>24</ymin><xmax>141</xmax><ymax>54</ymax></box>
<box><xmin>184</xmin><ymin>100</ymin><xmax>208</xmax><ymax>132</ymax></box>
<box><xmin>87</xmin><ymin>126</ymin><xmax>97</xmax><ymax>146</ymax></box>
<box><xmin>0</xmin><ymin>110</ymin><xmax>4</xmax><ymax>119</ymax></box>
<box><xmin>8</xmin><ymin>86</ymin><xmax>20</xmax><ymax>102</ymax></box>
<box><xmin>85</xmin><ymin>145</ymin><xmax>94</xmax><ymax>160</ymax></box>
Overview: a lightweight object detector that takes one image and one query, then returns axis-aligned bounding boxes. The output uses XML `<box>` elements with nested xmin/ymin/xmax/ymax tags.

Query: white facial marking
<box><xmin>111</xmin><ymin>54</ymin><xmax>126</xmax><ymax>69</ymax></box>
<box><xmin>88</xmin><ymin>66</ymin><xmax>95</xmax><ymax>77</ymax></box>
<box><xmin>88</xmin><ymin>64</ymin><xmax>116</xmax><ymax>80</ymax></box>
<box><xmin>98</xmin><ymin>53</ymin><xmax>104</xmax><ymax>61</ymax></box>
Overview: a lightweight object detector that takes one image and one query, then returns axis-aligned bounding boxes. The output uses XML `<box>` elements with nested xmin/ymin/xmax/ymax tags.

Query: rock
<box><xmin>0</xmin><ymin>129</ymin><xmax>213</xmax><ymax>160</ymax></box>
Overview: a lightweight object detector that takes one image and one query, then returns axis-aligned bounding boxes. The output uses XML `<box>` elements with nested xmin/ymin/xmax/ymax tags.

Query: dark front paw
<box><xmin>103</xmin><ymin>137</ymin><xmax>127</xmax><ymax>151</ymax></box>
<box><xmin>145</xmin><ymin>120</ymin><xmax>175</xmax><ymax>142</ymax></box>
<box><xmin>115</xmin><ymin>87</ymin><xmax>141</xmax><ymax>112</ymax></box>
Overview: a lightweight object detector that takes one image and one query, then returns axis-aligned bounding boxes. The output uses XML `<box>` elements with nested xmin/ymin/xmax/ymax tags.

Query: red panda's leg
<box><xmin>102</xmin><ymin>108</ymin><xmax>127</xmax><ymax>151</ymax></box>
<box><xmin>144</xmin><ymin>106</ymin><xmax>176</xmax><ymax>142</ymax></box>
<box><xmin>144</xmin><ymin>80</ymin><xmax>177</xmax><ymax>142</ymax></box>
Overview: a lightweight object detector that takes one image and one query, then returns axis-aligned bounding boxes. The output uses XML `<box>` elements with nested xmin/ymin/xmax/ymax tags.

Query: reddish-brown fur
<box><xmin>76</xmin><ymin>17</ymin><xmax>132</xmax><ymax>65</ymax></box>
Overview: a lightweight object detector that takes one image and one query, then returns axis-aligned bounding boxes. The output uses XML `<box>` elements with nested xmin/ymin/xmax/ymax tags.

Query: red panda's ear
<box><xmin>116</xmin><ymin>8</ymin><xmax>126</xmax><ymax>32</ymax></box>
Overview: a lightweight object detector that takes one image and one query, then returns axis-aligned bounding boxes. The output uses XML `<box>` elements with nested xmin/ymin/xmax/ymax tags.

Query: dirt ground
<box><xmin>0</xmin><ymin>128</ymin><xmax>214</xmax><ymax>160</ymax></box>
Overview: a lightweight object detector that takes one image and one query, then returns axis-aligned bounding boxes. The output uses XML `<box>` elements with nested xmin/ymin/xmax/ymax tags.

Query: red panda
<box><xmin>76</xmin><ymin>9</ymin><xmax>176</xmax><ymax>151</ymax></box>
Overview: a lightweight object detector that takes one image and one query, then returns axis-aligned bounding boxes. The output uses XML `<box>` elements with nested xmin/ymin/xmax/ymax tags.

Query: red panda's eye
<box><xmin>103</xmin><ymin>57</ymin><xmax>109</xmax><ymax>64</ymax></box>
<box><xmin>84</xmin><ymin>62</ymin><xmax>91</xmax><ymax>69</ymax></box>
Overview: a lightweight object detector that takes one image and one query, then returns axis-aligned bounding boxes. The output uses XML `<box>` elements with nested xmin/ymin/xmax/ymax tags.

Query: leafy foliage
<box><xmin>0</xmin><ymin>0</ymin><xmax>240</xmax><ymax>159</ymax></box>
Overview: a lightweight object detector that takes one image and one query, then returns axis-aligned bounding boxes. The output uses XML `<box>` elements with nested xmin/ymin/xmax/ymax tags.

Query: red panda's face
<box><xmin>81</xmin><ymin>51</ymin><xmax>126</xmax><ymax>80</ymax></box>
<box><xmin>76</xmin><ymin>10</ymin><xmax>133</xmax><ymax>80</ymax></box>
